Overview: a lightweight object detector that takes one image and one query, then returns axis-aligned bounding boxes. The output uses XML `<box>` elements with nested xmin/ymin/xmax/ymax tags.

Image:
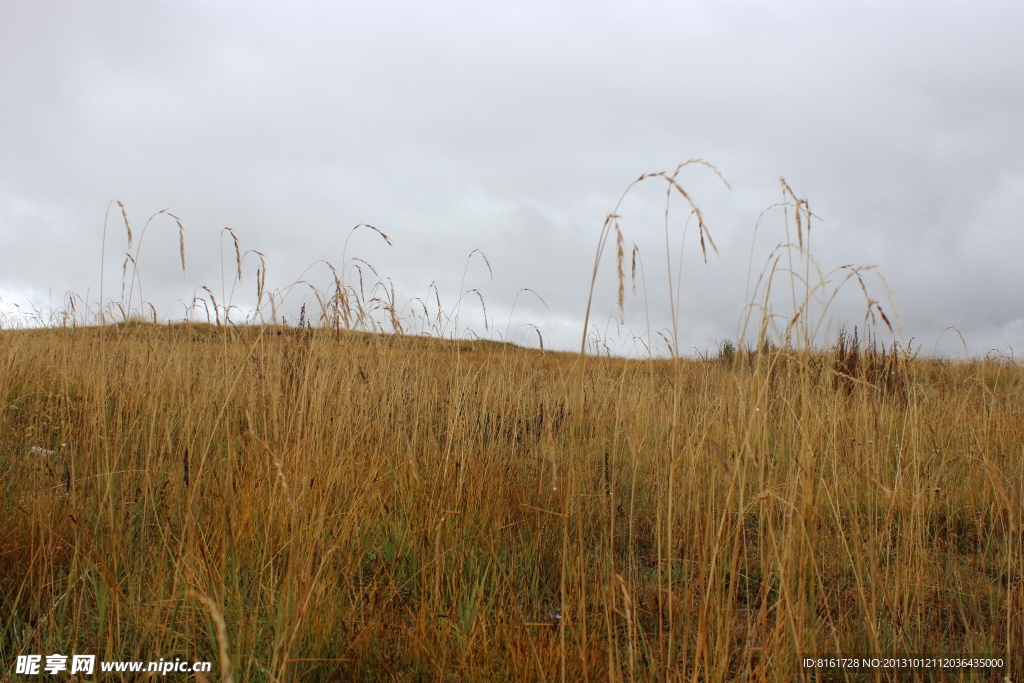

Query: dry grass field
<box><xmin>2</xmin><ymin>321</ymin><xmax>1021</xmax><ymax>681</ymax></box>
<box><xmin>2</xmin><ymin>173</ymin><xmax>1022</xmax><ymax>681</ymax></box>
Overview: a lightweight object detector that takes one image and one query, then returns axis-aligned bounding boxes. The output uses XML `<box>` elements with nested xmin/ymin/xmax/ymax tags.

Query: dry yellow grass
<box><xmin>3</xmin><ymin>170</ymin><xmax>1021</xmax><ymax>681</ymax></box>
<box><xmin>1</xmin><ymin>322</ymin><xmax>1021</xmax><ymax>681</ymax></box>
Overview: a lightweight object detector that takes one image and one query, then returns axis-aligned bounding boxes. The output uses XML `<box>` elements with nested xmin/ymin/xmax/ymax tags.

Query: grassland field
<box><xmin>2</xmin><ymin>320</ymin><xmax>1022</xmax><ymax>682</ymax></box>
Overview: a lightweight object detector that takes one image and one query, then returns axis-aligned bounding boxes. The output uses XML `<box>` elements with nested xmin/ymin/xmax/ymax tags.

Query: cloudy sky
<box><xmin>2</xmin><ymin>1</ymin><xmax>1022</xmax><ymax>357</ymax></box>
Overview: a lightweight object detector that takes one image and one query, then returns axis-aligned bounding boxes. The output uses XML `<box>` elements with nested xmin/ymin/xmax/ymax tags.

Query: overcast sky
<box><xmin>2</xmin><ymin>1</ymin><xmax>1022</xmax><ymax>357</ymax></box>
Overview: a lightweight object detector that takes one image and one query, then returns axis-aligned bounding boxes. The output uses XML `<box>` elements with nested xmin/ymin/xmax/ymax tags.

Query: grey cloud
<box><xmin>2</xmin><ymin>1</ymin><xmax>1022</xmax><ymax>355</ymax></box>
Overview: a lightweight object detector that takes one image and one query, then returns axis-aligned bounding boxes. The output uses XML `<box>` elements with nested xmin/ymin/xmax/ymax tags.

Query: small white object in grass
<box><xmin>29</xmin><ymin>446</ymin><xmax>54</xmax><ymax>456</ymax></box>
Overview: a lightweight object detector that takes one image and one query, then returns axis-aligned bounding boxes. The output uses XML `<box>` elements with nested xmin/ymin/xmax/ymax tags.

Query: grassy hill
<box><xmin>2</xmin><ymin>322</ymin><xmax>1022</xmax><ymax>680</ymax></box>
